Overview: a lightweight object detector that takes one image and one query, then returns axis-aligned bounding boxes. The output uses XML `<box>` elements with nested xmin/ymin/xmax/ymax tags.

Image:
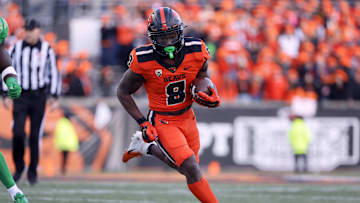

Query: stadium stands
<box><xmin>2</xmin><ymin>0</ymin><xmax>360</xmax><ymax>102</ymax></box>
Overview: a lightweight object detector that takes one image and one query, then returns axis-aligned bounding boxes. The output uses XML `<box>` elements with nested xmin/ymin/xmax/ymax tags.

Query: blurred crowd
<box><xmin>3</xmin><ymin>0</ymin><xmax>360</xmax><ymax>102</ymax></box>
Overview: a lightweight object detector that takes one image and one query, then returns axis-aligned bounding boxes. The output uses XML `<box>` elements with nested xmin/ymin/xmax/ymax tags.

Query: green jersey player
<box><xmin>0</xmin><ymin>17</ymin><xmax>28</xmax><ymax>203</ymax></box>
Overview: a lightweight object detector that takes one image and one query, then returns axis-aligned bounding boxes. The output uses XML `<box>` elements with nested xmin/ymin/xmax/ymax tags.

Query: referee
<box><xmin>3</xmin><ymin>18</ymin><xmax>61</xmax><ymax>185</ymax></box>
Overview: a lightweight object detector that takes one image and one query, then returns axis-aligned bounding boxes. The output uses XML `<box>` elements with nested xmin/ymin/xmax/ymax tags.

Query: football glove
<box><xmin>191</xmin><ymin>86</ymin><xmax>220</xmax><ymax>108</ymax></box>
<box><xmin>140</xmin><ymin>121</ymin><xmax>158</xmax><ymax>143</ymax></box>
<box><xmin>5</xmin><ymin>77</ymin><xmax>21</xmax><ymax>99</ymax></box>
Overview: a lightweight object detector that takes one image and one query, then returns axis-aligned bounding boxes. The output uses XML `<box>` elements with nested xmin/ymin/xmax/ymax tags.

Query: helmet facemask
<box><xmin>148</xmin><ymin>27</ymin><xmax>184</xmax><ymax>59</ymax></box>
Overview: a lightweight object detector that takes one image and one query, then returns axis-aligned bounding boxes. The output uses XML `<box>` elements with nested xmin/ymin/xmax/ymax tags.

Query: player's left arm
<box><xmin>192</xmin><ymin>61</ymin><xmax>220</xmax><ymax>108</ymax></box>
<box><xmin>196</xmin><ymin>60</ymin><xmax>209</xmax><ymax>79</ymax></box>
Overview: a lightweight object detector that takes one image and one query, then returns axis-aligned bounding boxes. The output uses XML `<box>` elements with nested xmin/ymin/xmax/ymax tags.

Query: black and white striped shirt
<box><xmin>3</xmin><ymin>39</ymin><xmax>61</xmax><ymax>97</ymax></box>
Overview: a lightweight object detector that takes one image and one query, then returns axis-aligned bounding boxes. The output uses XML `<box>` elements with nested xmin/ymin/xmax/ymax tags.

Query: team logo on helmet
<box><xmin>155</xmin><ymin>69</ymin><xmax>162</xmax><ymax>78</ymax></box>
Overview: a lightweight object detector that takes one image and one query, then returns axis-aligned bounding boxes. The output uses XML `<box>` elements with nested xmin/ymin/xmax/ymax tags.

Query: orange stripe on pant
<box><xmin>152</xmin><ymin>108</ymin><xmax>200</xmax><ymax>167</ymax></box>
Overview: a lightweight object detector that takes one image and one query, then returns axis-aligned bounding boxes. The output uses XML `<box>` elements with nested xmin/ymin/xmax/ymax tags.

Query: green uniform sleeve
<box><xmin>0</xmin><ymin>17</ymin><xmax>9</xmax><ymax>44</ymax></box>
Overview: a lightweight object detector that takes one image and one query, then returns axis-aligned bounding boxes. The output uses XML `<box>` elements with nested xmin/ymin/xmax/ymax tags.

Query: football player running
<box><xmin>118</xmin><ymin>7</ymin><xmax>219</xmax><ymax>203</ymax></box>
<box><xmin>0</xmin><ymin>17</ymin><xmax>28</xmax><ymax>203</ymax></box>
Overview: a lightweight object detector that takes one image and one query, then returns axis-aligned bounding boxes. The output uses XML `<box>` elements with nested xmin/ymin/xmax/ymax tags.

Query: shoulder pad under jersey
<box><xmin>0</xmin><ymin>17</ymin><xmax>8</xmax><ymax>44</ymax></box>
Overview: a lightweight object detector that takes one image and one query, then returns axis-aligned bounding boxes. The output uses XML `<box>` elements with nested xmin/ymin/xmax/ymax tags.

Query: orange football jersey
<box><xmin>128</xmin><ymin>37</ymin><xmax>210</xmax><ymax>112</ymax></box>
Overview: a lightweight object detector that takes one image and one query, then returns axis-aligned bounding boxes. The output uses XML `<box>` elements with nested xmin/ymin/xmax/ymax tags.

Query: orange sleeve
<box><xmin>200</xmin><ymin>40</ymin><xmax>210</xmax><ymax>61</ymax></box>
<box><xmin>127</xmin><ymin>49</ymin><xmax>143</xmax><ymax>75</ymax></box>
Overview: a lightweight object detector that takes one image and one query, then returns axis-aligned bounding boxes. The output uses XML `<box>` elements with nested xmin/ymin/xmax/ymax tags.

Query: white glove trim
<box><xmin>1</xmin><ymin>66</ymin><xmax>17</xmax><ymax>82</ymax></box>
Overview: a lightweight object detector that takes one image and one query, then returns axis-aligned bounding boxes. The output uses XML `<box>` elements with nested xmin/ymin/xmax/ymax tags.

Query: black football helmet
<box><xmin>147</xmin><ymin>7</ymin><xmax>185</xmax><ymax>58</ymax></box>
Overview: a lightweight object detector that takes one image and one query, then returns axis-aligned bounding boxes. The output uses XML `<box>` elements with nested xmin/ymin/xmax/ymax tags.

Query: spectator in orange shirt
<box><xmin>264</xmin><ymin>68</ymin><xmax>288</xmax><ymax>101</ymax></box>
<box><xmin>114</xmin><ymin>5</ymin><xmax>135</xmax><ymax>71</ymax></box>
<box><xmin>236</xmin><ymin>69</ymin><xmax>251</xmax><ymax>101</ymax></box>
<box><xmin>5</xmin><ymin>3</ymin><xmax>24</xmax><ymax>36</ymax></box>
<box><xmin>100</xmin><ymin>13</ymin><xmax>118</xmax><ymax>66</ymax></box>
<box><xmin>249</xmin><ymin>72</ymin><xmax>264</xmax><ymax>100</ymax></box>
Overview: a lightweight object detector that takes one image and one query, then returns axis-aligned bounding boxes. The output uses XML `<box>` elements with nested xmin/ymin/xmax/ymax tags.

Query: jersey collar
<box><xmin>154</xmin><ymin>48</ymin><xmax>185</xmax><ymax>73</ymax></box>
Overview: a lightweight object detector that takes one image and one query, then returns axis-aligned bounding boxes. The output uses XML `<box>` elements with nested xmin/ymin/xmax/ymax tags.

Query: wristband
<box><xmin>1</xmin><ymin>66</ymin><xmax>17</xmax><ymax>82</ymax></box>
<box><xmin>136</xmin><ymin>117</ymin><xmax>147</xmax><ymax>125</ymax></box>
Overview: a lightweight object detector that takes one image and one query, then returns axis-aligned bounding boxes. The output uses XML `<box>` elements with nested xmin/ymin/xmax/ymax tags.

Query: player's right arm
<box><xmin>0</xmin><ymin>42</ymin><xmax>13</xmax><ymax>76</ymax></box>
<box><xmin>117</xmin><ymin>69</ymin><xmax>145</xmax><ymax>122</ymax></box>
<box><xmin>0</xmin><ymin>17</ymin><xmax>21</xmax><ymax>100</ymax></box>
<box><xmin>117</xmin><ymin>50</ymin><xmax>158</xmax><ymax>143</ymax></box>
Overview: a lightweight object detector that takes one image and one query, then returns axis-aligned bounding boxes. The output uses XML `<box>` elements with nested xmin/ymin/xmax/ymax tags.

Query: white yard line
<box><xmin>220</xmin><ymin>193</ymin><xmax>360</xmax><ymax>202</ymax></box>
<box><xmin>29</xmin><ymin>197</ymin><xmax>156</xmax><ymax>203</ymax></box>
<box><xmin>23</xmin><ymin>189</ymin><xmax>191</xmax><ymax>196</ymax></box>
<box><xmin>215</xmin><ymin>186</ymin><xmax>360</xmax><ymax>193</ymax></box>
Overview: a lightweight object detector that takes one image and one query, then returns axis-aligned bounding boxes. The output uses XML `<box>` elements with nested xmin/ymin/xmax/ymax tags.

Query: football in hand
<box><xmin>191</xmin><ymin>77</ymin><xmax>215</xmax><ymax>95</ymax></box>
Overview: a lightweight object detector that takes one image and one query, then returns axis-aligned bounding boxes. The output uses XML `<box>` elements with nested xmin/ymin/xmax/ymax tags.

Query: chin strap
<box><xmin>164</xmin><ymin>46</ymin><xmax>175</xmax><ymax>59</ymax></box>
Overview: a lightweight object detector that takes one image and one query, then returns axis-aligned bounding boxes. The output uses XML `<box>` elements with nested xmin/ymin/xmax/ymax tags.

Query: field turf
<box><xmin>1</xmin><ymin>178</ymin><xmax>360</xmax><ymax>203</ymax></box>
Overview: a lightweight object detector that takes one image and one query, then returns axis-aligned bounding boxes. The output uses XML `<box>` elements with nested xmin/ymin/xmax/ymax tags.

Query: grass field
<box><xmin>1</xmin><ymin>178</ymin><xmax>360</xmax><ymax>203</ymax></box>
